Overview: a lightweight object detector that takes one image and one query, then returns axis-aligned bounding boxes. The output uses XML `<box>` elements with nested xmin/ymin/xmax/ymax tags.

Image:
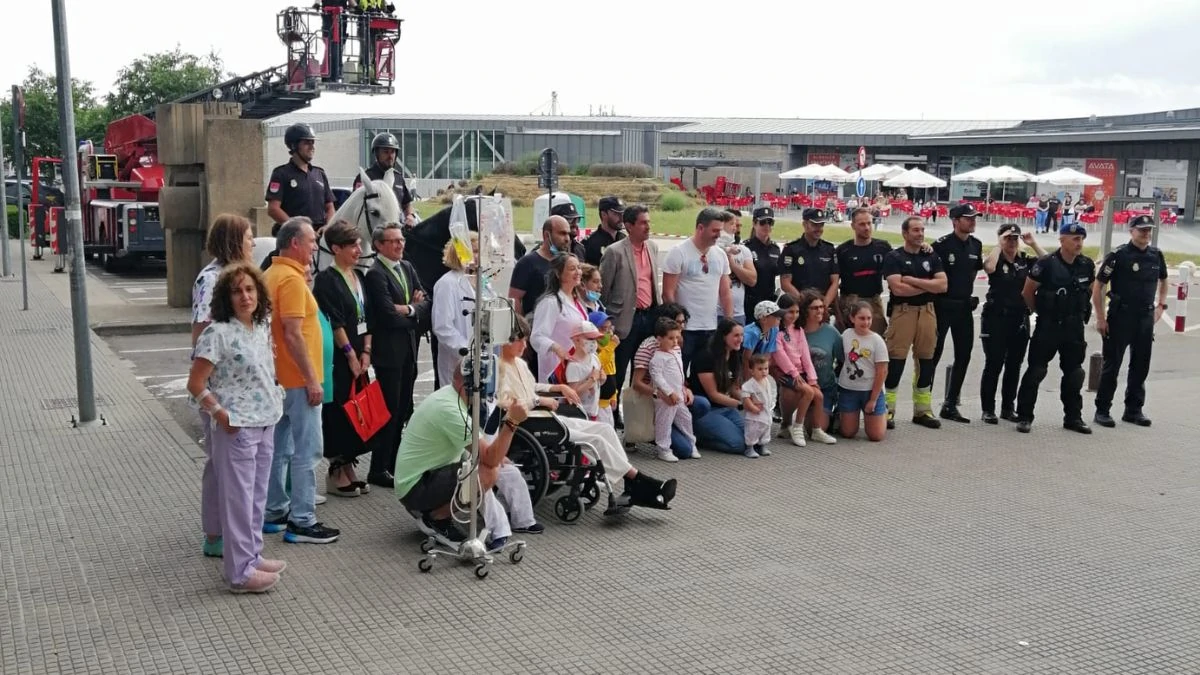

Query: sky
<box><xmin>4</xmin><ymin>0</ymin><xmax>1200</xmax><ymax>122</ymax></box>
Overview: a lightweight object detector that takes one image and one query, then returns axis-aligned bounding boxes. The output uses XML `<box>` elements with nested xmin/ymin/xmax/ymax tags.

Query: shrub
<box><xmin>572</xmin><ymin>164</ymin><xmax>590</xmax><ymax>176</ymax></box>
<box><xmin>587</xmin><ymin>162</ymin><xmax>653</xmax><ymax>178</ymax></box>
<box><xmin>659</xmin><ymin>192</ymin><xmax>688</xmax><ymax>212</ymax></box>
<box><xmin>7</xmin><ymin>205</ymin><xmax>21</xmax><ymax>240</ymax></box>
<box><xmin>515</xmin><ymin>153</ymin><xmax>542</xmax><ymax>176</ymax></box>
<box><xmin>491</xmin><ymin>162</ymin><xmax>518</xmax><ymax>175</ymax></box>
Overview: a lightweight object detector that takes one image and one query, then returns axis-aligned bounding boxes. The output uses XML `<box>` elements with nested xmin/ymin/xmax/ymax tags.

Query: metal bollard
<box><xmin>1087</xmin><ymin>351</ymin><xmax>1103</xmax><ymax>392</ymax></box>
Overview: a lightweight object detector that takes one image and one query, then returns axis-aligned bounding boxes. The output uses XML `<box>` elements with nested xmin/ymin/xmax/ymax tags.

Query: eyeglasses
<box><xmin>380</xmin><ymin>237</ymin><xmax>404</xmax><ymax>244</ymax></box>
<box><xmin>699</xmin><ymin>253</ymin><xmax>709</xmax><ymax>274</ymax></box>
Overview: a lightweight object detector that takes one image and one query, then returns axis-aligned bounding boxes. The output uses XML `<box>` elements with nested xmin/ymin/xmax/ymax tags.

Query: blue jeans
<box><xmin>690</xmin><ymin>396</ymin><xmax>745</xmax><ymax>454</ymax></box>
<box><xmin>265</xmin><ymin>387</ymin><xmax>322</xmax><ymax>528</ymax></box>
<box><xmin>670</xmin><ymin>395</ymin><xmax>710</xmax><ymax>458</ymax></box>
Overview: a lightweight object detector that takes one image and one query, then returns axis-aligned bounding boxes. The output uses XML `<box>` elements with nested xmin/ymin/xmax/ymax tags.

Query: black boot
<box><xmin>624</xmin><ymin>472</ymin><xmax>676</xmax><ymax>510</ymax></box>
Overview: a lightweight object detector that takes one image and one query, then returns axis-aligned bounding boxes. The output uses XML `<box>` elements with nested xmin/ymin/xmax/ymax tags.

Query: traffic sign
<box><xmin>538</xmin><ymin>148</ymin><xmax>558</xmax><ymax>190</ymax></box>
<box><xmin>856</xmin><ymin>176</ymin><xmax>866</xmax><ymax>198</ymax></box>
<box><xmin>857</xmin><ymin>146</ymin><xmax>866</xmax><ymax>168</ymax></box>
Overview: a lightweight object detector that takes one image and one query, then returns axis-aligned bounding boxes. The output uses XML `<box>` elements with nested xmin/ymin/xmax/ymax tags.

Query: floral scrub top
<box><xmin>191</xmin><ymin>259</ymin><xmax>223</xmax><ymax>323</ymax></box>
<box><xmin>192</xmin><ymin>320</ymin><xmax>284</xmax><ymax>428</ymax></box>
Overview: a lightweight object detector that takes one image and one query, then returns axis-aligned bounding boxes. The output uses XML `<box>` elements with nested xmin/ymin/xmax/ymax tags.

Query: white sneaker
<box><xmin>788</xmin><ymin>426</ymin><xmax>808</xmax><ymax>447</ymax></box>
<box><xmin>811</xmin><ymin>427</ymin><xmax>838</xmax><ymax>445</ymax></box>
<box><xmin>314</xmin><ymin>494</ymin><xmax>327</xmax><ymax>505</ymax></box>
<box><xmin>656</xmin><ymin>448</ymin><xmax>679</xmax><ymax>463</ymax></box>
<box><xmin>688</xmin><ymin>447</ymin><xmax>701</xmax><ymax>459</ymax></box>
<box><xmin>743</xmin><ymin>448</ymin><xmax>761</xmax><ymax>458</ymax></box>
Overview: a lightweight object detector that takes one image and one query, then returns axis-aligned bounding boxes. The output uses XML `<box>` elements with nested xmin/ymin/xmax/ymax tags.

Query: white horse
<box><xmin>250</xmin><ymin>167</ymin><xmax>403</xmax><ymax>271</ymax></box>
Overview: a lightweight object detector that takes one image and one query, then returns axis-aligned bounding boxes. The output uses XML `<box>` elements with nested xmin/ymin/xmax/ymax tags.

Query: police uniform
<box><xmin>1015</xmin><ymin>223</ymin><xmax>1095</xmax><ymax>433</ymax></box>
<box><xmin>742</xmin><ymin>207</ymin><xmax>781</xmax><ymax>318</ymax></box>
<box><xmin>780</xmin><ymin>234</ymin><xmax>838</xmax><ymax>295</ymax></box>
<box><xmin>1094</xmin><ymin>214</ymin><xmax>1166</xmax><ymax>427</ymax></box>
<box><xmin>582</xmin><ymin>196</ymin><xmax>626</xmax><ymax>266</ymax></box>
<box><xmin>880</xmin><ymin>246</ymin><xmax>944</xmax><ymax>426</ymax></box>
<box><xmin>930</xmin><ymin>204</ymin><xmax>984</xmax><ymax>421</ymax></box>
<box><xmin>354</xmin><ymin>163</ymin><xmax>413</xmax><ymax>214</ymax></box>
<box><xmin>265</xmin><ymin>161</ymin><xmax>335</xmax><ymax>234</ymax></box>
<box><xmin>835</xmin><ymin>237</ymin><xmax>892</xmax><ymax>334</ymax></box>
<box><xmin>979</xmin><ymin>224</ymin><xmax>1036</xmax><ymax>422</ymax></box>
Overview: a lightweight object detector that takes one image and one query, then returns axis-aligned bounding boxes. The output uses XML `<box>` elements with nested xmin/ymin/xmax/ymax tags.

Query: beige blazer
<box><xmin>599</xmin><ymin>237</ymin><xmax>660</xmax><ymax>338</ymax></box>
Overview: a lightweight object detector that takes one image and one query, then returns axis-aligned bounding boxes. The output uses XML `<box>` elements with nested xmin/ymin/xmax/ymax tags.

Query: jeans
<box><xmin>265</xmin><ymin>387</ymin><xmax>323</xmax><ymax>528</ymax></box>
<box><xmin>690</xmin><ymin>396</ymin><xmax>745</xmax><ymax>454</ymax></box>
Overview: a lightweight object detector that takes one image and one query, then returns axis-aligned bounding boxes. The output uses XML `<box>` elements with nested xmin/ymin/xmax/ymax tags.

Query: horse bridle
<box><xmin>314</xmin><ymin>180</ymin><xmax>386</xmax><ymax>271</ymax></box>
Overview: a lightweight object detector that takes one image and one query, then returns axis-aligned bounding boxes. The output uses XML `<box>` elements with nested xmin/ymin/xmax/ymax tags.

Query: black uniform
<box><xmin>835</xmin><ymin>238</ymin><xmax>892</xmax><ymax>332</ymax></box>
<box><xmin>930</xmin><ymin>233</ymin><xmax>983</xmax><ymax>408</ymax></box>
<box><xmin>780</xmin><ymin>237</ymin><xmax>838</xmax><ymax>295</ymax></box>
<box><xmin>582</xmin><ymin>227</ymin><xmax>624</xmax><ymax>267</ymax></box>
<box><xmin>353</xmin><ymin>163</ymin><xmax>414</xmax><ymax>213</ymax></box>
<box><xmin>1094</xmin><ymin>243</ymin><xmax>1167</xmax><ymax>418</ymax></box>
<box><xmin>980</xmin><ymin>251</ymin><xmax>1036</xmax><ymax>417</ymax></box>
<box><xmin>1015</xmin><ymin>250</ymin><xmax>1095</xmax><ymax>425</ymax></box>
<box><xmin>265</xmin><ymin>161</ymin><xmax>335</xmax><ymax>232</ymax></box>
<box><xmin>743</xmin><ymin>236</ymin><xmax>781</xmax><ymax>318</ymax></box>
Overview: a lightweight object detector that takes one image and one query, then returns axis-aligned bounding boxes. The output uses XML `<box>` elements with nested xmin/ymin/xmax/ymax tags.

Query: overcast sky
<box><xmin>5</xmin><ymin>0</ymin><xmax>1200</xmax><ymax>121</ymax></box>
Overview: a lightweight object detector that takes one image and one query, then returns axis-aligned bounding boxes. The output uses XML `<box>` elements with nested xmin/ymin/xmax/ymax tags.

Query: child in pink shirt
<box><xmin>771</xmin><ymin>294</ymin><xmax>836</xmax><ymax>446</ymax></box>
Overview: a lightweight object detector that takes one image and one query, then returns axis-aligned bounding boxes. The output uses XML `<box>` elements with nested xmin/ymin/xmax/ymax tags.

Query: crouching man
<box><xmin>394</xmin><ymin>362</ymin><xmax>536</xmax><ymax>552</ymax></box>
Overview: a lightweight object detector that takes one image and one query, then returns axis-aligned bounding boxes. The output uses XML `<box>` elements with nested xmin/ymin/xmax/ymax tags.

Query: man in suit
<box><xmin>599</xmin><ymin>204</ymin><xmax>660</xmax><ymax>427</ymax></box>
<box><xmin>363</xmin><ymin>223</ymin><xmax>430</xmax><ymax>489</ymax></box>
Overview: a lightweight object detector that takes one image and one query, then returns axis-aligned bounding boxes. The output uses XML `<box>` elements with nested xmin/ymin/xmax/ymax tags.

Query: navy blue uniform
<box><xmin>930</xmin><ymin>232</ymin><xmax>983</xmax><ymax>409</ymax></box>
<box><xmin>1094</xmin><ymin>243</ymin><xmax>1167</xmax><ymax>417</ymax></box>
<box><xmin>979</xmin><ymin>251</ymin><xmax>1036</xmax><ymax>417</ymax></box>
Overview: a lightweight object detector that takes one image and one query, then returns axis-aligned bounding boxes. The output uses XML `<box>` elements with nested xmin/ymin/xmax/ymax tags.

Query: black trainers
<box><xmin>1063</xmin><ymin>419</ymin><xmax>1092</xmax><ymax>435</ymax></box>
<box><xmin>1121</xmin><ymin>411</ymin><xmax>1152</xmax><ymax>427</ymax></box>
<box><xmin>1016</xmin><ymin>420</ymin><xmax>1032</xmax><ymax>433</ymax></box>
<box><xmin>283</xmin><ymin>521</ymin><xmax>340</xmax><ymax>544</ymax></box>
<box><xmin>1000</xmin><ymin>410</ymin><xmax>1020</xmax><ymax>423</ymax></box>
<box><xmin>1094</xmin><ymin>411</ymin><xmax>1116</xmax><ymax>428</ymax></box>
<box><xmin>421</xmin><ymin>514</ymin><xmax>465</xmax><ymax>543</ymax></box>
<box><xmin>981</xmin><ymin>411</ymin><xmax>998</xmax><ymax>425</ymax></box>
<box><xmin>939</xmin><ymin>406</ymin><xmax>970</xmax><ymax>423</ymax></box>
<box><xmin>513</xmin><ymin>522</ymin><xmax>545</xmax><ymax>535</ymax></box>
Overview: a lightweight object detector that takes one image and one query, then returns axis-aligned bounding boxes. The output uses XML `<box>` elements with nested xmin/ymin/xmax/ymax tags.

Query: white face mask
<box><xmin>582</xmin><ymin>341</ymin><xmax>599</xmax><ymax>355</ymax></box>
<box><xmin>716</xmin><ymin>232</ymin><xmax>735</xmax><ymax>248</ymax></box>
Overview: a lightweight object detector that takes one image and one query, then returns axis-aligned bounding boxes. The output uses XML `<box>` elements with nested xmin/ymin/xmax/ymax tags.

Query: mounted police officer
<box><xmin>353</xmin><ymin>132</ymin><xmax>416</xmax><ymax>228</ymax></box>
<box><xmin>1014</xmin><ymin>222</ymin><xmax>1095</xmax><ymax>435</ymax></box>
<box><xmin>262</xmin><ymin>123</ymin><xmax>335</xmax><ymax>270</ymax></box>
<box><xmin>1092</xmin><ymin>214</ymin><xmax>1168</xmax><ymax>428</ymax></box>
<box><xmin>930</xmin><ymin>203</ymin><xmax>984</xmax><ymax>423</ymax></box>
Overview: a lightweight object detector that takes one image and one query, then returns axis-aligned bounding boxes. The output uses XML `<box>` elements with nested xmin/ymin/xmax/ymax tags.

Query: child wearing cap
<box><xmin>561</xmin><ymin>319</ymin><xmax>607</xmax><ymax>421</ymax></box>
<box><xmin>589</xmin><ymin>310</ymin><xmax>620</xmax><ymax>427</ymax></box>
<box><xmin>648</xmin><ymin>318</ymin><xmax>695</xmax><ymax>463</ymax></box>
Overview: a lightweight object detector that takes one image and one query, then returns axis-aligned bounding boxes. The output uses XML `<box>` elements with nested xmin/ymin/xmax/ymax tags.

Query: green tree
<box><xmin>0</xmin><ymin>66</ymin><xmax>107</xmax><ymax>172</ymax></box>
<box><xmin>106</xmin><ymin>47</ymin><xmax>225</xmax><ymax>118</ymax></box>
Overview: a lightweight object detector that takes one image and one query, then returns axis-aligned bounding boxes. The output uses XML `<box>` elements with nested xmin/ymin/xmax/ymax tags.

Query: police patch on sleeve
<box><xmin>268</xmin><ymin>181</ymin><xmax>280</xmax><ymax>193</ymax></box>
<box><xmin>782</xmin><ymin>256</ymin><xmax>793</xmax><ymax>267</ymax></box>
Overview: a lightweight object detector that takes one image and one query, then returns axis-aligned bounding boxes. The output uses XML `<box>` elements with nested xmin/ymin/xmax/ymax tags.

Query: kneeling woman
<box><xmin>497</xmin><ymin>314</ymin><xmax>677</xmax><ymax>514</ymax></box>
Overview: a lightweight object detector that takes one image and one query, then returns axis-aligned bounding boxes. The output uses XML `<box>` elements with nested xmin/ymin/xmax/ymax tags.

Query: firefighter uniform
<box><xmin>743</xmin><ymin>207</ymin><xmax>782</xmax><ymax>318</ymax></box>
<box><xmin>1015</xmin><ymin>228</ymin><xmax>1095</xmax><ymax>433</ymax></box>
<box><xmin>930</xmin><ymin>222</ymin><xmax>983</xmax><ymax>421</ymax></box>
<box><xmin>835</xmin><ymin>237</ymin><xmax>892</xmax><ymax>334</ymax></box>
<box><xmin>265</xmin><ymin>161</ymin><xmax>335</xmax><ymax>233</ymax></box>
<box><xmin>881</xmin><ymin>246</ymin><xmax>944</xmax><ymax>427</ymax></box>
<box><xmin>1094</xmin><ymin>215</ymin><xmax>1167</xmax><ymax>427</ymax></box>
<box><xmin>979</xmin><ymin>224</ymin><xmax>1036</xmax><ymax>423</ymax></box>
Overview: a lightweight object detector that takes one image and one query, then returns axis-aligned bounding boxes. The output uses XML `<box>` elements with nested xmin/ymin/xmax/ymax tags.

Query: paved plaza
<box><xmin>3</xmin><ymin>244</ymin><xmax>1200</xmax><ymax>674</ymax></box>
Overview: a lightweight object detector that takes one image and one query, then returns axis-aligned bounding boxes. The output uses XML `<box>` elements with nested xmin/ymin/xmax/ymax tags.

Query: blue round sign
<box><xmin>856</xmin><ymin>176</ymin><xmax>866</xmax><ymax>198</ymax></box>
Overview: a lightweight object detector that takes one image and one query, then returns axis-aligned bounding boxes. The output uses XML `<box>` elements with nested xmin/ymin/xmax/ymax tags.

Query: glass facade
<box><xmin>368</xmin><ymin>128</ymin><xmax>506</xmax><ymax>180</ymax></box>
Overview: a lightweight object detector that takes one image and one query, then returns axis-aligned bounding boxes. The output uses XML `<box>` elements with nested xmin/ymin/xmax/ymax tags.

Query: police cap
<box><xmin>1059</xmin><ymin>222</ymin><xmax>1088</xmax><ymax>238</ymax></box>
<box><xmin>1129</xmin><ymin>214</ymin><xmax>1156</xmax><ymax>229</ymax></box>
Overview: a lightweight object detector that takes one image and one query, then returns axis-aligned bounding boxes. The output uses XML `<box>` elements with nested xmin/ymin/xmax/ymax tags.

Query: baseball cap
<box><xmin>949</xmin><ymin>203</ymin><xmax>983</xmax><ymax>219</ymax></box>
<box><xmin>752</xmin><ymin>206</ymin><xmax>775</xmax><ymax>222</ymax></box>
<box><xmin>571</xmin><ymin>320</ymin><xmax>603</xmax><ymax>339</ymax></box>
<box><xmin>1129</xmin><ymin>214</ymin><xmax>1156</xmax><ymax>229</ymax></box>
<box><xmin>598</xmin><ymin>196</ymin><xmax>625</xmax><ymax>213</ymax></box>
<box><xmin>587</xmin><ymin>310</ymin><xmax>610</xmax><ymax>328</ymax></box>
<box><xmin>753</xmin><ymin>300</ymin><xmax>786</xmax><ymax>321</ymax></box>
<box><xmin>551</xmin><ymin>201</ymin><xmax>580</xmax><ymax>220</ymax></box>
<box><xmin>1059</xmin><ymin>222</ymin><xmax>1088</xmax><ymax>238</ymax></box>
<box><xmin>802</xmin><ymin>208</ymin><xmax>827</xmax><ymax>224</ymax></box>
<box><xmin>998</xmin><ymin>223</ymin><xmax>1022</xmax><ymax>238</ymax></box>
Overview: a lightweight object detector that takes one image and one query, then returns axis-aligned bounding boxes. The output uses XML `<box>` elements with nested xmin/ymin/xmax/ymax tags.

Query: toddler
<box><xmin>648</xmin><ymin>318</ymin><xmax>695</xmax><ymax>463</ymax></box>
<box><xmin>741</xmin><ymin>354</ymin><xmax>777</xmax><ymax>456</ymax></box>
<box><xmin>563</xmin><ymin>320</ymin><xmax>606</xmax><ymax>420</ymax></box>
<box><xmin>589</xmin><ymin>310</ymin><xmax>620</xmax><ymax>427</ymax></box>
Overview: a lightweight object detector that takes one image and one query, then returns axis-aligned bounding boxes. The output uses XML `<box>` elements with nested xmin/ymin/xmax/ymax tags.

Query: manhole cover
<box><xmin>41</xmin><ymin>395</ymin><xmax>110</xmax><ymax>410</ymax></box>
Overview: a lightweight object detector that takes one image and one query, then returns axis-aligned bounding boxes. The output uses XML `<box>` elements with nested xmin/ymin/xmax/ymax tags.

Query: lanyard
<box><xmin>334</xmin><ymin>266</ymin><xmax>364</xmax><ymax>320</ymax></box>
<box><xmin>568</xmin><ymin>294</ymin><xmax>586</xmax><ymax>319</ymax></box>
<box><xmin>387</xmin><ymin>260</ymin><xmax>410</xmax><ymax>302</ymax></box>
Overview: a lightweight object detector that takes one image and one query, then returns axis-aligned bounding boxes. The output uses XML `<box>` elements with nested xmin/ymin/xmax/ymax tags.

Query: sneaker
<box><xmin>487</xmin><ymin>536</ymin><xmax>508</xmax><ymax>553</ymax></box>
<box><xmin>757</xmin><ymin>444</ymin><xmax>772</xmax><ymax>457</ymax></box>
<box><xmin>229</xmin><ymin>569</ymin><xmax>278</xmax><ymax>595</ymax></box>
<box><xmin>314</xmin><ymin>494</ymin><xmax>328</xmax><ymax>505</ymax></box>
<box><xmin>202</xmin><ymin>536</ymin><xmax>223</xmax><ymax>558</ymax></box>
<box><xmin>263</xmin><ymin>515</ymin><xmax>288</xmax><ymax>534</ymax></box>
<box><xmin>283</xmin><ymin>521</ymin><xmax>340</xmax><ymax>544</ymax></box>
<box><xmin>788</xmin><ymin>425</ymin><xmax>807</xmax><ymax>447</ymax></box>
<box><xmin>656</xmin><ymin>448</ymin><xmax>679</xmax><ymax>463</ymax></box>
<box><xmin>513</xmin><ymin>522</ymin><xmax>545</xmax><ymax>535</ymax></box>
<box><xmin>421</xmin><ymin>514</ymin><xmax>466</xmax><ymax>543</ymax></box>
<box><xmin>688</xmin><ymin>447</ymin><xmax>702</xmax><ymax>459</ymax></box>
<box><xmin>810</xmin><ymin>427</ymin><xmax>838</xmax><ymax>445</ymax></box>
<box><xmin>743</xmin><ymin>448</ymin><xmax>761</xmax><ymax>459</ymax></box>
<box><xmin>256</xmin><ymin>558</ymin><xmax>287</xmax><ymax>574</ymax></box>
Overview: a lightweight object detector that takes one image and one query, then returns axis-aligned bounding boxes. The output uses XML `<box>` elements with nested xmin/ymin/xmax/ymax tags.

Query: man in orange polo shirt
<box><xmin>262</xmin><ymin>216</ymin><xmax>341</xmax><ymax>545</ymax></box>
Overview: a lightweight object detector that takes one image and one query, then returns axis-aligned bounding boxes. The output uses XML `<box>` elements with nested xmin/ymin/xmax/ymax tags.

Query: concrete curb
<box><xmin>91</xmin><ymin>320</ymin><xmax>192</xmax><ymax>337</ymax></box>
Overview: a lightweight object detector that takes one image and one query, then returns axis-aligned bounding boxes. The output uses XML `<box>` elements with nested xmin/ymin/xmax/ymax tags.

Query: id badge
<box><xmin>357</xmin><ymin>321</ymin><xmax>368</xmax><ymax>335</ymax></box>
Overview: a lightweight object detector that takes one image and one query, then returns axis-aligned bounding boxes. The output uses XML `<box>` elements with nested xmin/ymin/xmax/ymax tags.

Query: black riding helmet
<box><xmin>371</xmin><ymin>132</ymin><xmax>400</xmax><ymax>153</ymax></box>
<box><xmin>284</xmin><ymin>123</ymin><xmax>317</xmax><ymax>152</ymax></box>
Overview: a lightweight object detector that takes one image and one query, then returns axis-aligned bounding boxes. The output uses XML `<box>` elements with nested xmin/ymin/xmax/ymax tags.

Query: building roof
<box><xmin>660</xmin><ymin>118</ymin><xmax>1020</xmax><ymax>136</ymax></box>
<box><xmin>911</xmin><ymin>107</ymin><xmax>1200</xmax><ymax>145</ymax></box>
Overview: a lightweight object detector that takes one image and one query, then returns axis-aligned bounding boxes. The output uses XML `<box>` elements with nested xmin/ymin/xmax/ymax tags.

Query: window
<box><xmin>432</xmin><ymin>130</ymin><xmax>449</xmax><ymax>180</ymax></box>
<box><xmin>403</xmin><ymin>130</ymin><xmax>419</xmax><ymax>177</ymax></box>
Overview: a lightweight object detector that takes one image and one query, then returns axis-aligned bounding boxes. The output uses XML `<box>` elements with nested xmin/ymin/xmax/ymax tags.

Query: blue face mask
<box><xmin>548</xmin><ymin>243</ymin><xmax>560</xmax><ymax>255</ymax></box>
<box><xmin>586</xmin><ymin>290</ymin><xmax>601</xmax><ymax>303</ymax></box>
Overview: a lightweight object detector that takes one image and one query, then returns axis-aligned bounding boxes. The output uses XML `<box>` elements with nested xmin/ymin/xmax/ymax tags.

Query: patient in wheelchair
<box><xmin>497</xmin><ymin>314</ymin><xmax>677</xmax><ymax>515</ymax></box>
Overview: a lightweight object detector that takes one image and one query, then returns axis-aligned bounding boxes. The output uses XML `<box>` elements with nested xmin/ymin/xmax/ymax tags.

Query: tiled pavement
<box><xmin>4</xmin><ymin>251</ymin><xmax>1200</xmax><ymax>674</ymax></box>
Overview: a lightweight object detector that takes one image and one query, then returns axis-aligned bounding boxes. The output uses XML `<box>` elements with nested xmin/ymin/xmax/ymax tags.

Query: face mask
<box><xmin>548</xmin><ymin>243</ymin><xmax>560</xmax><ymax>255</ymax></box>
<box><xmin>716</xmin><ymin>232</ymin><xmax>735</xmax><ymax>248</ymax></box>
<box><xmin>598</xmin><ymin>333</ymin><xmax>611</xmax><ymax>348</ymax></box>
<box><xmin>582</xmin><ymin>341</ymin><xmax>599</xmax><ymax>355</ymax></box>
<box><xmin>586</xmin><ymin>290</ymin><xmax>601</xmax><ymax>303</ymax></box>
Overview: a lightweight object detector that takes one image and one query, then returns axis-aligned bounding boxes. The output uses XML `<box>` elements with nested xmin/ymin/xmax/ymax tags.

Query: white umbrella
<box><xmin>818</xmin><ymin>164</ymin><xmax>853</xmax><ymax>182</ymax></box>
<box><xmin>855</xmin><ymin>164</ymin><xmax>899</xmax><ymax>181</ymax></box>
<box><xmin>779</xmin><ymin>163</ymin><xmax>828</xmax><ymax>180</ymax></box>
<box><xmin>951</xmin><ymin>165</ymin><xmax>1037</xmax><ymax>183</ymax></box>
<box><xmin>883</xmin><ymin>168</ymin><xmax>946</xmax><ymax>189</ymax></box>
<box><xmin>882</xmin><ymin>164</ymin><xmax>909</xmax><ymax>179</ymax></box>
<box><xmin>1035</xmin><ymin>167</ymin><xmax>1103</xmax><ymax>187</ymax></box>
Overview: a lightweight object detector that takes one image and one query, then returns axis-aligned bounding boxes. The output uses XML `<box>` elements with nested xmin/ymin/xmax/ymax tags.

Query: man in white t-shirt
<box><xmin>663</xmin><ymin>207</ymin><xmax>733</xmax><ymax>369</ymax></box>
<box><xmin>716</xmin><ymin>209</ymin><xmax>757</xmax><ymax>326</ymax></box>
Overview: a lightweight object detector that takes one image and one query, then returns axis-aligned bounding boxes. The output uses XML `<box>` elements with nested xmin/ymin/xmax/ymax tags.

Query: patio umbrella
<box><xmin>778</xmin><ymin>163</ymin><xmax>828</xmax><ymax>180</ymax></box>
<box><xmin>855</xmin><ymin>164</ymin><xmax>900</xmax><ymax>181</ymax></box>
<box><xmin>1035</xmin><ymin>167</ymin><xmax>1103</xmax><ymax>187</ymax></box>
<box><xmin>884</xmin><ymin>168</ymin><xmax>946</xmax><ymax>189</ymax></box>
<box><xmin>951</xmin><ymin>164</ymin><xmax>1037</xmax><ymax>207</ymax></box>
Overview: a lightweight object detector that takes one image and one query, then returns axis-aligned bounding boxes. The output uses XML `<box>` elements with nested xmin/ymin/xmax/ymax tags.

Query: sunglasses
<box><xmin>699</xmin><ymin>253</ymin><xmax>709</xmax><ymax>274</ymax></box>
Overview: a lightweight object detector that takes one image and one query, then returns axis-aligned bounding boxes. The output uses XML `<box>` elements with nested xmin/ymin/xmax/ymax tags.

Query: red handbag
<box><xmin>342</xmin><ymin>375</ymin><xmax>391</xmax><ymax>442</ymax></box>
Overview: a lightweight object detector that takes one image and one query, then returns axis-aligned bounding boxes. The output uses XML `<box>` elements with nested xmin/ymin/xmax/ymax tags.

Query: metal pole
<box><xmin>51</xmin><ymin>0</ymin><xmax>96</xmax><ymax>424</ymax></box>
<box><xmin>13</xmin><ymin>86</ymin><xmax>27</xmax><ymax>311</ymax></box>
<box><xmin>0</xmin><ymin>133</ymin><xmax>9</xmax><ymax>277</ymax></box>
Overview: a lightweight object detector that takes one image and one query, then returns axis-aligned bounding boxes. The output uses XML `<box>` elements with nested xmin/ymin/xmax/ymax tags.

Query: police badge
<box><xmin>1132</xmin><ymin>262</ymin><xmax>1140</xmax><ymax>272</ymax></box>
